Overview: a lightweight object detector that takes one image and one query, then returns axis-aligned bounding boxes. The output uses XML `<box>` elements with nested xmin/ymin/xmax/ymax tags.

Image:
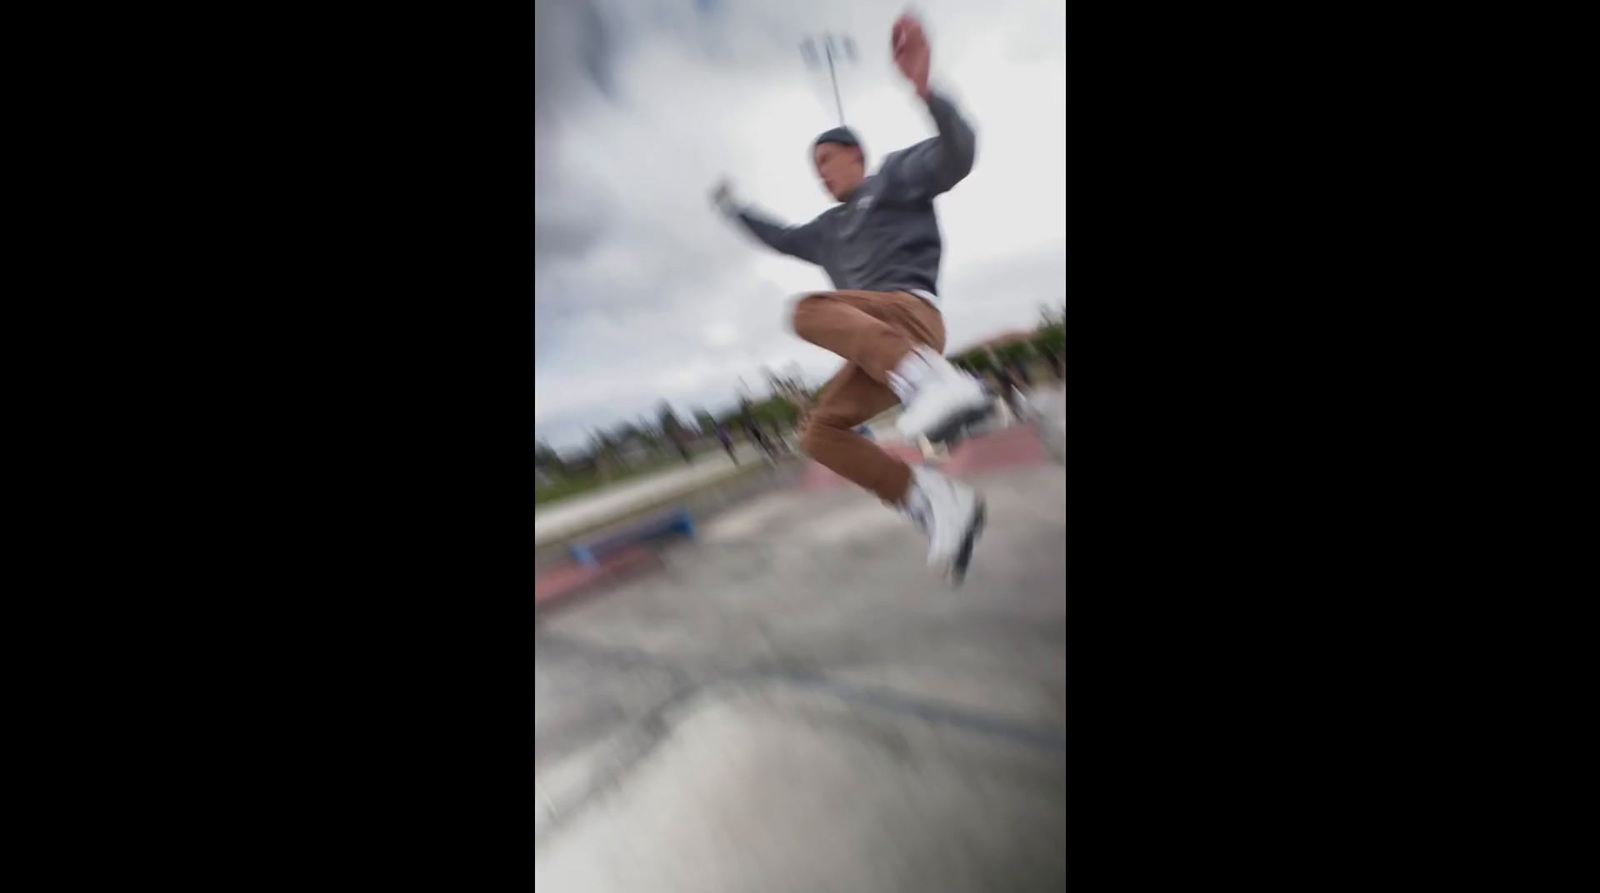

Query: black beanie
<box><xmin>813</xmin><ymin>126</ymin><xmax>864</xmax><ymax>160</ymax></box>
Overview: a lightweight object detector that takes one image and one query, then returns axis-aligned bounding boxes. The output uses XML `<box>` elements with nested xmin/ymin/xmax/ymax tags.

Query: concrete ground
<box><xmin>535</xmin><ymin>432</ymin><xmax>1066</xmax><ymax>891</ymax></box>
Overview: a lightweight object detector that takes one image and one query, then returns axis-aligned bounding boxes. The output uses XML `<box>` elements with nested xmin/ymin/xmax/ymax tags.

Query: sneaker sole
<box><xmin>919</xmin><ymin>403</ymin><xmax>997</xmax><ymax>446</ymax></box>
<box><xmin>948</xmin><ymin>498</ymin><xmax>986</xmax><ymax>587</ymax></box>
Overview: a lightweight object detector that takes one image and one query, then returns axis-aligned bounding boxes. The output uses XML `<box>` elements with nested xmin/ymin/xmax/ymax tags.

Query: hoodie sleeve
<box><xmin>724</xmin><ymin>204</ymin><xmax>829</xmax><ymax>266</ymax></box>
<box><xmin>882</xmin><ymin>91</ymin><xmax>977</xmax><ymax>203</ymax></box>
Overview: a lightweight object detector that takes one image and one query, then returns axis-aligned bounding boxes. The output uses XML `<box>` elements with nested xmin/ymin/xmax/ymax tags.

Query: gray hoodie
<box><xmin>725</xmin><ymin>92</ymin><xmax>976</xmax><ymax>304</ymax></box>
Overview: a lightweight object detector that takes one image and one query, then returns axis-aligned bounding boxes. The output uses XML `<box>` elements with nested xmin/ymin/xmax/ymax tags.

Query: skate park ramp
<box><xmin>536</xmin><ymin>443</ymin><xmax>1066</xmax><ymax>892</ymax></box>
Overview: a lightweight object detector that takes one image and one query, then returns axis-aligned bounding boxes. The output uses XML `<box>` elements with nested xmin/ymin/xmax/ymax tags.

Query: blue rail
<box><xmin>568</xmin><ymin>508</ymin><xmax>696</xmax><ymax>568</ymax></box>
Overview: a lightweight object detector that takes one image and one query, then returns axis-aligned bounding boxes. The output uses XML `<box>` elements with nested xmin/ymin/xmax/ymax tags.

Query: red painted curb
<box><xmin>942</xmin><ymin>424</ymin><xmax>1048</xmax><ymax>476</ymax></box>
<box><xmin>796</xmin><ymin>425</ymin><xmax>1048</xmax><ymax>491</ymax></box>
<box><xmin>535</xmin><ymin>545</ymin><xmax>660</xmax><ymax>607</ymax></box>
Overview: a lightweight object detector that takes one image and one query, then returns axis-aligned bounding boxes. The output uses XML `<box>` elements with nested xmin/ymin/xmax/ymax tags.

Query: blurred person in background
<box><xmin>994</xmin><ymin>364</ymin><xmax>1021</xmax><ymax>420</ymax></box>
<box><xmin>715</xmin><ymin>422</ymin><xmax>738</xmax><ymax>465</ymax></box>
<box><xmin>1011</xmin><ymin>356</ymin><xmax>1032</xmax><ymax>389</ymax></box>
<box><xmin>745</xmin><ymin>418</ymin><xmax>777</xmax><ymax>464</ymax></box>
<box><xmin>712</xmin><ymin>12</ymin><xmax>988</xmax><ymax>584</ymax></box>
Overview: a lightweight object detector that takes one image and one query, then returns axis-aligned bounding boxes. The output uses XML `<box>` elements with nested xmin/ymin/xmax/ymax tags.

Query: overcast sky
<box><xmin>535</xmin><ymin>0</ymin><xmax>1065</xmax><ymax>453</ymax></box>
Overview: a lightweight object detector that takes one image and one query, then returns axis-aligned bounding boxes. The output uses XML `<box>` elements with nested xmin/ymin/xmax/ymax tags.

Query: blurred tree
<box><xmin>588</xmin><ymin>429</ymin><xmax>617</xmax><ymax>480</ymax></box>
<box><xmin>657</xmin><ymin>401</ymin><xmax>692</xmax><ymax>462</ymax></box>
<box><xmin>636</xmin><ymin>415</ymin><xmax>661</xmax><ymax>445</ymax></box>
<box><xmin>535</xmin><ymin>440</ymin><xmax>567</xmax><ymax>476</ymax></box>
<box><xmin>693</xmin><ymin>407</ymin><xmax>718</xmax><ymax>436</ymax></box>
<box><xmin>658</xmin><ymin>401</ymin><xmax>689</xmax><ymax>442</ymax></box>
<box><xmin>960</xmin><ymin>350</ymin><xmax>996</xmax><ymax>374</ymax></box>
<box><xmin>1038</xmin><ymin>300</ymin><xmax>1065</xmax><ymax>328</ymax></box>
<box><xmin>995</xmin><ymin>341</ymin><xmax>1034</xmax><ymax>367</ymax></box>
<box><xmin>1032</xmin><ymin>325</ymin><xmax>1064</xmax><ymax>358</ymax></box>
<box><xmin>1032</xmin><ymin>301</ymin><xmax>1065</xmax><ymax>380</ymax></box>
<box><xmin>746</xmin><ymin>395</ymin><xmax>800</xmax><ymax>430</ymax></box>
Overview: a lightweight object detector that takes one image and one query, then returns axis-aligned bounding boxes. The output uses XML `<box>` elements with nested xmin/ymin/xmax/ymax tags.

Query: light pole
<box><xmin>801</xmin><ymin>33</ymin><xmax>857</xmax><ymax>127</ymax></box>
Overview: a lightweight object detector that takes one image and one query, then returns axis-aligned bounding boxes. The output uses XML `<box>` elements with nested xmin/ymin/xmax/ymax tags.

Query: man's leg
<box><xmin>791</xmin><ymin>290</ymin><xmax>943</xmax><ymax>386</ymax></box>
<box><xmin>793</xmin><ymin>293</ymin><xmax>988</xmax><ymax>583</ymax></box>
<box><xmin>801</xmin><ymin>362</ymin><xmax>913</xmax><ymax>503</ymax></box>
<box><xmin>791</xmin><ymin>290</ymin><xmax>989</xmax><ymax>442</ymax></box>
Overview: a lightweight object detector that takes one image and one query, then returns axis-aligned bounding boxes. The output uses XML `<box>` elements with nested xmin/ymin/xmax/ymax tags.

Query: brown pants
<box><xmin>791</xmin><ymin>290</ymin><xmax>945</xmax><ymax>505</ymax></box>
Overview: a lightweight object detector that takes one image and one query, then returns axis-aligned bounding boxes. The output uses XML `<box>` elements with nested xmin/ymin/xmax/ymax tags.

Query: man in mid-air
<box><xmin>713</xmin><ymin>12</ymin><xmax>992</xmax><ymax>584</ymax></box>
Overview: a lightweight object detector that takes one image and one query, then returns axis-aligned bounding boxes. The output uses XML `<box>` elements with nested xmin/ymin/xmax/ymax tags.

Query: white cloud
<box><xmin>535</xmin><ymin>0</ymin><xmax>1065</xmax><ymax>451</ymax></box>
<box><xmin>701</xmin><ymin>321</ymin><xmax>739</xmax><ymax>347</ymax></box>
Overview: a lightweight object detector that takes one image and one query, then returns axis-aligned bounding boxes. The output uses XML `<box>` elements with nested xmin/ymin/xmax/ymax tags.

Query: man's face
<box><xmin>814</xmin><ymin>142</ymin><xmax>864</xmax><ymax>202</ymax></box>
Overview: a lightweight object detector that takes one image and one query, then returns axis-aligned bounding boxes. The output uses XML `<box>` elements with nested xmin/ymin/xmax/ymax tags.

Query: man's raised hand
<box><xmin>892</xmin><ymin>12</ymin><xmax>931</xmax><ymax>99</ymax></box>
<box><xmin>710</xmin><ymin>179</ymin><xmax>737</xmax><ymax>213</ymax></box>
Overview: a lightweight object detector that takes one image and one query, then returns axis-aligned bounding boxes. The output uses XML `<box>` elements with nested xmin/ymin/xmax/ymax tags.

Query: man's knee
<box><xmin>798</xmin><ymin>420</ymin><xmax>824</xmax><ymax>455</ymax></box>
<box><xmin>798</xmin><ymin>412</ymin><xmax>845</xmax><ymax>455</ymax></box>
<box><xmin>788</xmin><ymin>293</ymin><xmax>829</xmax><ymax>336</ymax></box>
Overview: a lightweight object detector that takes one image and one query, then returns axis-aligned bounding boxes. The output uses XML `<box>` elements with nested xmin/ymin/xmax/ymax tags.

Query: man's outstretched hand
<box><xmin>892</xmin><ymin>12</ymin><xmax>931</xmax><ymax>100</ymax></box>
<box><xmin>710</xmin><ymin>179</ymin><xmax>736</xmax><ymax>213</ymax></box>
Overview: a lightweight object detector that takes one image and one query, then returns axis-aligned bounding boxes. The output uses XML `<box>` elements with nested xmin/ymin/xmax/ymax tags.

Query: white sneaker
<box><xmin>906</xmin><ymin>467</ymin><xmax>987</xmax><ymax>585</ymax></box>
<box><xmin>895</xmin><ymin>352</ymin><xmax>993</xmax><ymax>443</ymax></box>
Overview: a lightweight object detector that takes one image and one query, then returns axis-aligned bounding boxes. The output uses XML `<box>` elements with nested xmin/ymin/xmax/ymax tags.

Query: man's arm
<box><xmin>713</xmin><ymin>182</ymin><xmax>828</xmax><ymax>265</ymax></box>
<box><xmin>885</xmin><ymin>12</ymin><xmax>976</xmax><ymax>202</ymax></box>
<box><xmin>884</xmin><ymin>91</ymin><xmax>977</xmax><ymax>202</ymax></box>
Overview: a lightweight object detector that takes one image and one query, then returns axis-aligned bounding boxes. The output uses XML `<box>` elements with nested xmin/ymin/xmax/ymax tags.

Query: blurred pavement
<box><xmin>535</xmin><ymin>429</ymin><xmax>1066</xmax><ymax>891</ymax></box>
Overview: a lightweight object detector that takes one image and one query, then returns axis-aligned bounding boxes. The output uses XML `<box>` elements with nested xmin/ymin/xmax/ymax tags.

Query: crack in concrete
<box><xmin>537</xmin><ymin>631</ymin><xmax>1066</xmax><ymax>750</ymax></box>
<box><xmin>535</xmin><ymin>630</ymin><xmax>1066</xmax><ymax>843</ymax></box>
